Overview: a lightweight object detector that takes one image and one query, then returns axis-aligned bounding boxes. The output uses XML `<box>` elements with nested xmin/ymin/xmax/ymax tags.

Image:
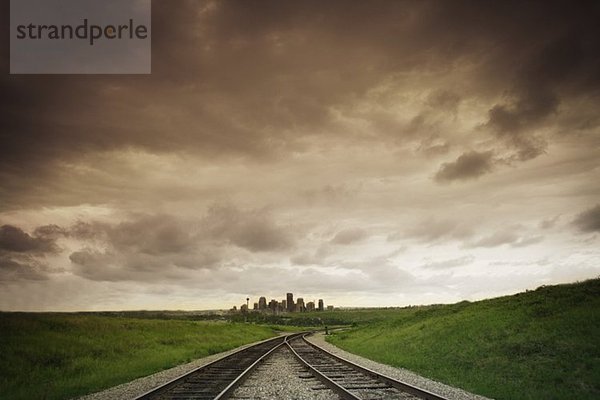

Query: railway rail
<box><xmin>134</xmin><ymin>333</ymin><xmax>304</xmax><ymax>400</ymax></box>
<box><xmin>135</xmin><ymin>331</ymin><xmax>448</xmax><ymax>400</ymax></box>
<box><xmin>287</xmin><ymin>334</ymin><xmax>448</xmax><ymax>400</ymax></box>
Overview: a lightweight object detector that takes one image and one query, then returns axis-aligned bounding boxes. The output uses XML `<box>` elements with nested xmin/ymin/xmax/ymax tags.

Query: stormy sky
<box><xmin>1</xmin><ymin>0</ymin><xmax>599</xmax><ymax>311</ymax></box>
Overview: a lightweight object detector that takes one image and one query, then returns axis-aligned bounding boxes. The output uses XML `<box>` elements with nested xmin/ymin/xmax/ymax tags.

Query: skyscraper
<box><xmin>269</xmin><ymin>299</ymin><xmax>278</xmax><ymax>313</ymax></box>
<box><xmin>286</xmin><ymin>292</ymin><xmax>294</xmax><ymax>312</ymax></box>
<box><xmin>258</xmin><ymin>296</ymin><xmax>267</xmax><ymax>310</ymax></box>
<box><xmin>296</xmin><ymin>297</ymin><xmax>305</xmax><ymax>312</ymax></box>
<box><xmin>318</xmin><ymin>299</ymin><xmax>324</xmax><ymax>311</ymax></box>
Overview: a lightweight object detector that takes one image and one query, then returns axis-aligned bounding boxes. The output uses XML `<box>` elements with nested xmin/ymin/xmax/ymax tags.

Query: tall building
<box><xmin>258</xmin><ymin>296</ymin><xmax>267</xmax><ymax>310</ymax></box>
<box><xmin>318</xmin><ymin>299</ymin><xmax>324</xmax><ymax>311</ymax></box>
<box><xmin>296</xmin><ymin>297</ymin><xmax>305</xmax><ymax>312</ymax></box>
<box><xmin>306</xmin><ymin>301</ymin><xmax>315</xmax><ymax>311</ymax></box>
<box><xmin>269</xmin><ymin>299</ymin><xmax>278</xmax><ymax>312</ymax></box>
<box><xmin>286</xmin><ymin>293</ymin><xmax>294</xmax><ymax>312</ymax></box>
<box><xmin>282</xmin><ymin>299</ymin><xmax>287</xmax><ymax>310</ymax></box>
<box><xmin>253</xmin><ymin>302</ymin><xmax>258</xmax><ymax>310</ymax></box>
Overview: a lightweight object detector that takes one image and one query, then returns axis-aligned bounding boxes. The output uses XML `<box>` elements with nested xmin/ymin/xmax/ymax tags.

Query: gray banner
<box><xmin>10</xmin><ymin>0</ymin><xmax>151</xmax><ymax>74</ymax></box>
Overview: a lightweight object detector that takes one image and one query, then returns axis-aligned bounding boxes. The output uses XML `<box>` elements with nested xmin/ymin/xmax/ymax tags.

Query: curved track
<box><xmin>286</xmin><ymin>334</ymin><xmax>448</xmax><ymax>400</ymax></box>
<box><xmin>134</xmin><ymin>333</ymin><xmax>304</xmax><ymax>400</ymax></box>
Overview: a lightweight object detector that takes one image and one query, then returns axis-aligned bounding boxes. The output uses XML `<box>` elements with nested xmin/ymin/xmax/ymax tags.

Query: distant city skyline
<box><xmin>232</xmin><ymin>292</ymin><xmax>327</xmax><ymax>313</ymax></box>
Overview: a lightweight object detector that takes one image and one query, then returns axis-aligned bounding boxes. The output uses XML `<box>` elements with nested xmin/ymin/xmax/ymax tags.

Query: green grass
<box><xmin>327</xmin><ymin>279</ymin><xmax>600</xmax><ymax>400</ymax></box>
<box><xmin>0</xmin><ymin>314</ymin><xmax>276</xmax><ymax>400</ymax></box>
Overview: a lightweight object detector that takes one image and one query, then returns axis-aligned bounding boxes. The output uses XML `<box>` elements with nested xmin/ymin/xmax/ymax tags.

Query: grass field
<box><xmin>0</xmin><ymin>314</ymin><xmax>275</xmax><ymax>400</ymax></box>
<box><xmin>327</xmin><ymin>278</ymin><xmax>600</xmax><ymax>400</ymax></box>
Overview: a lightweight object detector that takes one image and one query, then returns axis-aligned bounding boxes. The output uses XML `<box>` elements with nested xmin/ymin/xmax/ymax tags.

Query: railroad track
<box><xmin>286</xmin><ymin>334</ymin><xmax>448</xmax><ymax>400</ymax></box>
<box><xmin>134</xmin><ymin>333</ymin><xmax>304</xmax><ymax>400</ymax></box>
<box><xmin>135</xmin><ymin>331</ymin><xmax>448</xmax><ymax>400</ymax></box>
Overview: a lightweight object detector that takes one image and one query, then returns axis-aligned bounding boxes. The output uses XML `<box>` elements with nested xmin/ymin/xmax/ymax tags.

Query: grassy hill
<box><xmin>327</xmin><ymin>278</ymin><xmax>600</xmax><ymax>400</ymax></box>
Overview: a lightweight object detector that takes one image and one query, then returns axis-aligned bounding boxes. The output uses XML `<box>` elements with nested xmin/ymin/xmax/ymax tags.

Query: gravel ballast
<box><xmin>306</xmin><ymin>333</ymin><xmax>493</xmax><ymax>400</ymax></box>
<box><xmin>230</xmin><ymin>345</ymin><xmax>340</xmax><ymax>400</ymax></box>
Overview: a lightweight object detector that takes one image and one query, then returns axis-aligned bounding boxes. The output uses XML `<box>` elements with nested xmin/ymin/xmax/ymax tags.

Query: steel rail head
<box><xmin>301</xmin><ymin>333</ymin><xmax>450</xmax><ymax>400</ymax></box>
<box><xmin>286</xmin><ymin>337</ymin><xmax>362</xmax><ymax>400</ymax></box>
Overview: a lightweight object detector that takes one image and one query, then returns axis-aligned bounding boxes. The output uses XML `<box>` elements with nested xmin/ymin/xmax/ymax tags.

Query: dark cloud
<box><xmin>69</xmin><ymin>221</ymin><xmax>109</xmax><ymax>241</ymax></box>
<box><xmin>486</xmin><ymin>106</ymin><xmax>548</xmax><ymax>161</ymax></box>
<box><xmin>331</xmin><ymin>228</ymin><xmax>368</xmax><ymax>245</ymax></box>
<box><xmin>202</xmin><ymin>205</ymin><xmax>295</xmax><ymax>252</ymax></box>
<box><xmin>69</xmin><ymin>206</ymin><xmax>294</xmax><ymax>256</ymax></box>
<box><xmin>0</xmin><ymin>225</ymin><xmax>59</xmax><ymax>254</ymax></box>
<box><xmin>68</xmin><ymin>250</ymin><xmax>151</xmax><ymax>283</ymax></box>
<box><xmin>66</xmin><ymin>216</ymin><xmax>196</xmax><ymax>255</ymax></box>
<box><xmin>484</xmin><ymin>31</ymin><xmax>599</xmax><ymax>161</ymax></box>
<box><xmin>1</xmin><ymin>1</ymin><xmax>599</xmax><ymax>210</ymax></box>
<box><xmin>68</xmin><ymin>245</ymin><xmax>226</xmax><ymax>283</ymax></box>
<box><xmin>33</xmin><ymin>224</ymin><xmax>67</xmax><ymax>239</ymax></box>
<box><xmin>0</xmin><ymin>207</ymin><xmax>300</xmax><ymax>283</ymax></box>
<box><xmin>108</xmin><ymin>215</ymin><xmax>197</xmax><ymax>255</ymax></box>
<box><xmin>573</xmin><ymin>204</ymin><xmax>600</xmax><ymax>233</ymax></box>
<box><xmin>0</xmin><ymin>224</ymin><xmax>63</xmax><ymax>281</ymax></box>
<box><xmin>229</xmin><ymin>219</ymin><xmax>293</xmax><ymax>252</ymax></box>
<box><xmin>0</xmin><ymin>257</ymin><xmax>48</xmax><ymax>282</ymax></box>
<box><xmin>64</xmin><ymin>206</ymin><xmax>295</xmax><ymax>282</ymax></box>
<box><xmin>434</xmin><ymin>151</ymin><xmax>494</xmax><ymax>182</ymax></box>
<box><xmin>68</xmin><ymin>250</ymin><xmax>115</xmax><ymax>281</ymax></box>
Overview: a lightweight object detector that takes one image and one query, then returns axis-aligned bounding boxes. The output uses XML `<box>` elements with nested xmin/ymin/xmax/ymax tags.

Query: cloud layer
<box><xmin>0</xmin><ymin>1</ymin><xmax>598</xmax><ymax>310</ymax></box>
